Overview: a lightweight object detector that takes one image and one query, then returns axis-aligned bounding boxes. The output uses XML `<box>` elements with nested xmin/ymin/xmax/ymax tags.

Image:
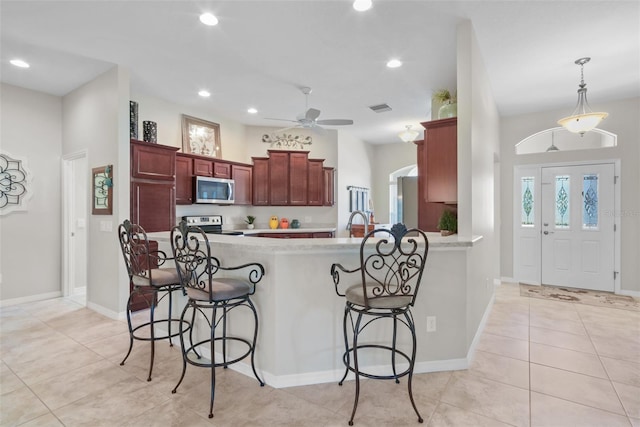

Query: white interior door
<box><xmin>63</xmin><ymin>152</ymin><xmax>88</xmax><ymax>303</ymax></box>
<box><xmin>541</xmin><ymin>164</ymin><xmax>615</xmax><ymax>291</ymax></box>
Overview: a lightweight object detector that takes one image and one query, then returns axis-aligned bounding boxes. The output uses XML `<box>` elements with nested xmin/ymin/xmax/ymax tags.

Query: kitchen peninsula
<box><xmin>148</xmin><ymin>230</ymin><xmax>487</xmax><ymax>388</ymax></box>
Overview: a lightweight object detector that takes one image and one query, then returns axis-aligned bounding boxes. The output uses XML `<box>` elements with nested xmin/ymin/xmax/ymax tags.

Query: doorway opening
<box><xmin>62</xmin><ymin>151</ymin><xmax>88</xmax><ymax>306</ymax></box>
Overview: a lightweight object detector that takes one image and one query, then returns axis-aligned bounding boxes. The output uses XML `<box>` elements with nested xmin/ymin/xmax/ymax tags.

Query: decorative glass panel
<box><xmin>555</xmin><ymin>175</ymin><xmax>570</xmax><ymax>228</ymax></box>
<box><xmin>521</xmin><ymin>177</ymin><xmax>534</xmax><ymax>227</ymax></box>
<box><xmin>583</xmin><ymin>174</ymin><xmax>599</xmax><ymax>229</ymax></box>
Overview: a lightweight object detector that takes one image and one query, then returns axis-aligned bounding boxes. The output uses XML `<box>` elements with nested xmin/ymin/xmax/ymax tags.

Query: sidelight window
<box><xmin>521</xmin><ymin>177</ymin><xmax>535</xmax><ymax>227</ymax></box>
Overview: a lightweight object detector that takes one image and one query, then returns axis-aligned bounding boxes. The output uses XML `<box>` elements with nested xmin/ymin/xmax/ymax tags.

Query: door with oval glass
<box><xmin>541</xmin><ymin>164</ymin><xmax>615</xmax><ymax>291</ymax></box>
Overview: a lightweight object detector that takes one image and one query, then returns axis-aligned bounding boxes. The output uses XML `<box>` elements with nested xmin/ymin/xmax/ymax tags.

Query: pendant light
<box><xmin>399</xmin><ymin>125</ymin><xmax>419</xmax><ymax>143</ymax></box>
<box><xmin>546</xmin><ymin>131</ymin><xmax>559</xmax><ymax>152</ymax></box>
<box><xmin>557</xmin><ymin>57</ymin><xmax>608</xmax><ymax>136</ymax></box>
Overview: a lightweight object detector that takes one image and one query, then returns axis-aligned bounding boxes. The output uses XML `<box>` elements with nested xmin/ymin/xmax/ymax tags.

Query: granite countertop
<box><xmin>240</xmin><ymin>227</ymin><xmax>336</xmax><ymax>235</ymax></box>
<box><xmin>148</xmin><ymin>230</ymin><xmax>483</xmax><ymax>253</ymax></box>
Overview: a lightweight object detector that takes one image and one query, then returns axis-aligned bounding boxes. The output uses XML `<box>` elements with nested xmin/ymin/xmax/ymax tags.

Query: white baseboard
<box><xmin>465</xmin><ymin>290</ymin><xmax>495</xmax><ymax>365</ymax></box>
<box><xmin>157</xmin><ymin>327</ymin><xmax>468</xmax><ymax>389</ymax></box>
<box><xmin>86</xmin><ymin>301</ymin><xmax>124</xmax><ymax>321</ymax></box>
<box><xmin>617</xmin><ymin>289</ymin><xmax>640</xmax><ymax>298</ymax></box>
<box><xmin>500</xmin><ymin>276</ymin><xmax>517</xmax><ymax>284</ymax></box>
<box><xmin>0</xmin><ymin>291</ymin><xmax>62</xmax><ymax>307</ymax></box>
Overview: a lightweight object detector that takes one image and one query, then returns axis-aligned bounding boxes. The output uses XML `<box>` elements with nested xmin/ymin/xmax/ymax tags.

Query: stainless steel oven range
<box><xmin>181</xmin><ymin>215</ymin><xmax>244</xmax><ymax>236</ymax></box>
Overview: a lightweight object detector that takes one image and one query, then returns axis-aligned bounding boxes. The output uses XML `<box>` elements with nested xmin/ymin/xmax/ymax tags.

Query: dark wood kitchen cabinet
<box><xmin>232</xmin><ymin>164</ymin><xmax>252</xmax><ymax>205</ymax></box>
<box><xmin>417</xmin><ymin>117</ymin><xmax>457</xmax><ymax>232</ymax></box>
<box><xmin>175</xmin><ymin>154</ymin><xmax>193</xmax><ymax>204</ymax></box>
<box><xmin>252</xmin><ymin>150</ymin><xmax>333</xmax><ymax>206</ymax></box>
<box><xmin>214</xmin><ymin>162</ymin><xmax>231</xmax><ymax>178</ymax></box>
<box><xmin>252</xmin><ymin>157</ymin><xmax>269</xmax><ymax>206</ymax></box>
<box><xmin>269</xmin><ymin>151</ymin><xmax>290</xmax><ymax>205</ymax></box>
<box><xmin>323</xmin><ymin>167</ymin><xmax>335</xmax><ymax>206</ymax></box>
<box><xmin>130</xmin><ymin>140</ymin><xmax>178</xmax><ymax>232</ymax></box>
<box><xmin>289</xmin><ymin>152</ymin><xmax>309</xmax><ymax>205</ymax></box>
<box><xmin>193</xmin><ymin>158</ymin><xmax>213</xmax><ymax>177</ymax></box>
<box><xmin>307</xmin><ymin>159</ymin><xmax>324</xmax><ymax>206</ymax></box>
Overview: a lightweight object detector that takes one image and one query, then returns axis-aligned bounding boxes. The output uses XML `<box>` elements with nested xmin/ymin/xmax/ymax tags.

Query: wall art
<box><xmin>92</xmin><ymin>165</ymin><xmax>113</xmax><ymax>215</ymax></box>
<box><xmin>0</xmin><ymin>151</ymin><xmax>33</xmax><ymax>215</ymax></box>
<box><xmin>181</xmin><ymin>114</ymin><xmax>221</xmax><ymax>157</ymax></box>
<box><xmin>262</xmin><ymin>133</ymin><xmax>312</xmax><ymax>150</ymax></box>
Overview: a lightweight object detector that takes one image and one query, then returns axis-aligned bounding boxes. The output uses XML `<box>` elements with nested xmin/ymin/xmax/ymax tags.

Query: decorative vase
<box><xmin>269</xmin><ymin>216</ymin><xmax>279</xmax><ymax>229</ymax></box>
<box><xmin>143</xmin><ymin>121</ymin><xmax>157</xmax><ymax>143</ymax></box>
<box><xmin>129</xmin><ymin>101</ymin><xmax>138</xmax><ymax>139</ymax></box>
<box><xmin>438</xmin><ymin>102</ymin><xmax>457</xmax><ymax>119</ymax></box>
<box><xmin>247</xmin><ymin>224</ymin><xmax>254</xmax><ymax>230</ymax></box>
<box><xmin>290</xmin><ymin>219</ymin><xmax>300</xmax><ymax>229</ymax></box>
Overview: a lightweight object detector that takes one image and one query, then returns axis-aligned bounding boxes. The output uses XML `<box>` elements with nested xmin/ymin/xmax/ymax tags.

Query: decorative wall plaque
<box><xmin>0</xmin><ymin>151</ymin><xmax>33</xmax><ymax>215</ymax></box>
<box><xmin>262</xmin><ymin>133</ymin><xmax>312</xmax><ymax>150</ymax></box>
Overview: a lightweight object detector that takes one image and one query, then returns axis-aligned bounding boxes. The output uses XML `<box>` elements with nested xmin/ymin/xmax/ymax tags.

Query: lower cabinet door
<box><xmin>131</xmin><ymin>181</ymin><xmax>176</xmax><ymax>233</ymax></box>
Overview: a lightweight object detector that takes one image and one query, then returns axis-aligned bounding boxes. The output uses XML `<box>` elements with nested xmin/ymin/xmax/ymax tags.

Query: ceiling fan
<box><xmin>266</xmin><ymin>87</ymin><xmax>354</xmax><ymax>133</ymax></box>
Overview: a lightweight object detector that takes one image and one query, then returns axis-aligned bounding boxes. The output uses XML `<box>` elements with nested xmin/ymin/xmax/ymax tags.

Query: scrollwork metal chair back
<box><xmin>333</xmin><ymin>223</ymin><xmax>429</xmax><ymax>310</ymax></box>
<box><xmin>119</xmin><ymin>219</ymin><xmax>165</xmax><ymax>286</ymax></box>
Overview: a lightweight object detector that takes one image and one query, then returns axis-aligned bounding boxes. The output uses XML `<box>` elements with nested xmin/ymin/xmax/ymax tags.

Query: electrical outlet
<box><xmin>426</xmin><ymin>316</ymin><xmax>436</xmax><ymax>332</ymax></box>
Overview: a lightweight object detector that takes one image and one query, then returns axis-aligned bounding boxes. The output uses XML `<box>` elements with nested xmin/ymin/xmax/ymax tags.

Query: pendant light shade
<box><xmin>399</xmin><ymin>125</ymin><xmax>419</xmax><ymax>143</ymax></box>
<box><xmin>557</xmin><ymin>57</ymin><xmax>608</xmax><ymax>136</ymax></box>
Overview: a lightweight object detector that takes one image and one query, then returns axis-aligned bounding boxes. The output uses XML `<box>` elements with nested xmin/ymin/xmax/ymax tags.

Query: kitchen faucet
<box><xmin>346</xmin><ymin>210</ymin><xmax>369</xmax><ymax>238</ymax></box>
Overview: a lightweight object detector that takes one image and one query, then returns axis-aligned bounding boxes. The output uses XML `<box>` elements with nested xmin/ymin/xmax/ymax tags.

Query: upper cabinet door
<box><xmin>193</xmin><ymin>158</ymin><xmax>213</xmax><ymax>177</ymax></box>
<box><xmin>213</xmin><ymin>162</ymin><xmax>231</xmax><ymax>178</ymax></box>
<box><xmin>131</xmin><ymin>141</ymin><xmax>177</xmax><ymax>181</ymax></box>
<box><xmin>252</xmin><ymin>158</ymin><xmax>269</xmax><ymax>206</ymax></box>
<box><xmin>175</xmin><ymin>155</ymin><xmax>193</xmax><ymax>205</ymax></box>
<box><xmin>323</xmin><ymin>167</ymin><xmax>335</xmax><ymax>206</ymax></box>
<box><xmin>423</xmin><ymin>118</ymin><xmax>457</xmax><ymax>203</ymax></box>
<box><xmin>307</xmin><ymin>160</ymin><xmax>324</xmax><ymax>206</ymax></box>
<box><xmin>232</xmin><ymin>164</ymin><xmax>252</xmax><ymax>205</ymax></box>
<box><xmin>289</xmin><ymin>152</ymin><xmax>309</xmax><ymax>205</ymax></box>
<box><xmin>269</xmin><ymin>152</ymin><xmax>290</xmax><ymax>205</ymax></box>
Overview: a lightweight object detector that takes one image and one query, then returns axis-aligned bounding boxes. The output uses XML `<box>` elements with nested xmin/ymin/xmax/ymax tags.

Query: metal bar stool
<box><xmin>170</xmin><ymin>220</ymin><xmax>265</xmax><ymax>419</ymax></box>
<box><xmin>118</xmin><ymin>219</ymin><xmax>191</xmax><ymax>381</ymax></box>
<box><xmin>331</xmin><ymin>223</ymin><xmax>429</xmax><ymax>425</ymax></box>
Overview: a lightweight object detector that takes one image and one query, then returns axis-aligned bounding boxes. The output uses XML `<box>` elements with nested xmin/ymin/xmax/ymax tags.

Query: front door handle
<box><xmin>543</xmin><ymin>231</ymin><xmax>555</xmax><ymax>235</ymax></box>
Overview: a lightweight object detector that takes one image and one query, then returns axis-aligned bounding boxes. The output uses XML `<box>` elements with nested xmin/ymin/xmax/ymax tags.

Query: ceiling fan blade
<box><xmin>305</xmin><ymin>108</ymin><xmax>321</xmax><ymax>120</ymax></box>
<box><xmin>265</xmin><ymin>117</ymin><xmax>299</xmax><ymax>123</ymax></box>
<box><xmin>316</xmin><ymin>119</ymin><xmax>353</xmax><ymax>126</ymax></box>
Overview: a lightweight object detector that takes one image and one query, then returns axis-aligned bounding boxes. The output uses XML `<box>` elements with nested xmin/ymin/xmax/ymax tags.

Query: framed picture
<box><xmin>181</xmin><ymin>114</ymin><xmax>221</xmax><ymax>158</ymax></box>
<box><xmin>92</xmin><ymin>165</ymin><xmax>113</xmax><ymax>215</ymax></box>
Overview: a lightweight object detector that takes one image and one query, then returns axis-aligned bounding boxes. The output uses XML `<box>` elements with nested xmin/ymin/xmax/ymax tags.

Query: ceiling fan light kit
<box><xmin>265</xmin><ymin>87</ymin><xmax>354</xmax><ymax>133</ymax></box>
<box><xmin>557</xmin><ymin>57</ymin><xmax>608</xmax><ymax>136</ymax></box>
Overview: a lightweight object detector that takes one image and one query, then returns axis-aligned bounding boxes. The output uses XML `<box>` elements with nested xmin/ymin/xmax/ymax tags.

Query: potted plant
<box><xmin>438</xmin><ymin>210</ymin><xmax>457</xmax><ymax>236</ymax></box>
<box><xmin>245</xmin><ymin>215</ymin><xmax>256</xmax><ymax>230</ymax></box>
<box><xmin>433</xmin><ymin>89</ymin><xmax>457</xmax><ymax>119</ymax></box>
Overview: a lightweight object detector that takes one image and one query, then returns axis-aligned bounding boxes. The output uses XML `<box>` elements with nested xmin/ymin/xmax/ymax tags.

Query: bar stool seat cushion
<box><xmin>132</xmin><ymin>267</ymin><xmax>180</xmax><ymax>288</ymax></box>
<box><xmin>345</xmin><ymin>283</ymin><xmax>412</xmax><ymax>309</ymax></box>
<box><xmin>186</xmin><ymin>278</ymin><xmax>251</xmax><ymax>302</ymax></box>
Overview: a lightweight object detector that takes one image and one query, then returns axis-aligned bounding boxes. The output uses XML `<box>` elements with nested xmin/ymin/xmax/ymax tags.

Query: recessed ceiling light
<box><xmin>199</xmin><ymin>13</ymin><xmax>218</xmax><ymax>26</ymax></box>
<box><xmin>386</xmin><ymin>59</ymin><xmax>402</xmax><ymax>68</ymax></box>
<box><xmin>198</xmin><ymin>90</ymin><xmax>211</xmax><ymax>97</ymax></box>
<box><xmin>247</xmin><ymin>108</ymin><xmax>258</xmax><ymax>114</ymax></box>
<box><xmin>10</xmin><ymin>59</ymin><xmax>30</xmax><ymax>68</ymax></box>
<box><xmin>353</xmin><ymin>0</ymin><xmax>372</xmax><ymax>12</ymax></box>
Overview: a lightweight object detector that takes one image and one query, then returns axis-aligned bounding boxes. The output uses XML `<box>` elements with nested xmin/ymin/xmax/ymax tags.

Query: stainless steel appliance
<box><xmin>397</xmin><ymin>176</ymin><xmax>418</xmax><ymax>229</ymax></box>
<box><xmin>194</xmin><ymin>176</ymin><xmax>235</xmax><ymax>204</ymax></box>
<box><xmin>181</xmin><ymin>215</ymin><xmax>243</xmax><ymax>235</ymax></box>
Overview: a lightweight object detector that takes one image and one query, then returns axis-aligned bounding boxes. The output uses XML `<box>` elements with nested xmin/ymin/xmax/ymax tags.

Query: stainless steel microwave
<box><xmin>194</xmin><ymin>176</ymin><xmax>235</xmax><ymax>204</ymax></box>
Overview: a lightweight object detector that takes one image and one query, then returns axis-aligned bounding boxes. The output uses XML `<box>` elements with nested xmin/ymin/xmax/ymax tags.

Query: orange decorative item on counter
<box><xmin>269</xmin><ymin>216</ymin><xmax>279</xmax><ymax>229</ymax></box>
<box><xmin>280</xmin><ymin>218</ymin><xmax>289</xmax><ymax>229</ymax></box>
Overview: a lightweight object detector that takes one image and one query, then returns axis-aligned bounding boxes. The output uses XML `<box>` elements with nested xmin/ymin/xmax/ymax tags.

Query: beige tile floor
<box><xmin>1</xmin><ymin>283</ymin><xmax>639</xmax><ymax>426</ymax></box>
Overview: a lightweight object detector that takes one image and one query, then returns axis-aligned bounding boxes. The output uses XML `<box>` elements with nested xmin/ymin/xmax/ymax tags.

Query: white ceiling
<box><xmin>1</xmin><ymin>1</ymin><xmax>638</xmax><ymax>145</ymax></box>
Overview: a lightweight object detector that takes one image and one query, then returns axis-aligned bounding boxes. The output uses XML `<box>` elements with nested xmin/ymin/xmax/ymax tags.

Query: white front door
<box><xmin>540</xmin><ymin>164</ymin><xmax>615</xmax><ymax>291</ymax></box>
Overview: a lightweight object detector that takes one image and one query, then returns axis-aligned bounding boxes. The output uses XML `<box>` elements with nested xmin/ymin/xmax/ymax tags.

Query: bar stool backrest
<box><xmin>358</xmin><ymin>223</ymin><xmax>429</xmax><ymax>309</ymax></box>
<box><xmin>118</xmin><ymin>219</ymin><xmax>156</xmax><ymax>288</ymax></box>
